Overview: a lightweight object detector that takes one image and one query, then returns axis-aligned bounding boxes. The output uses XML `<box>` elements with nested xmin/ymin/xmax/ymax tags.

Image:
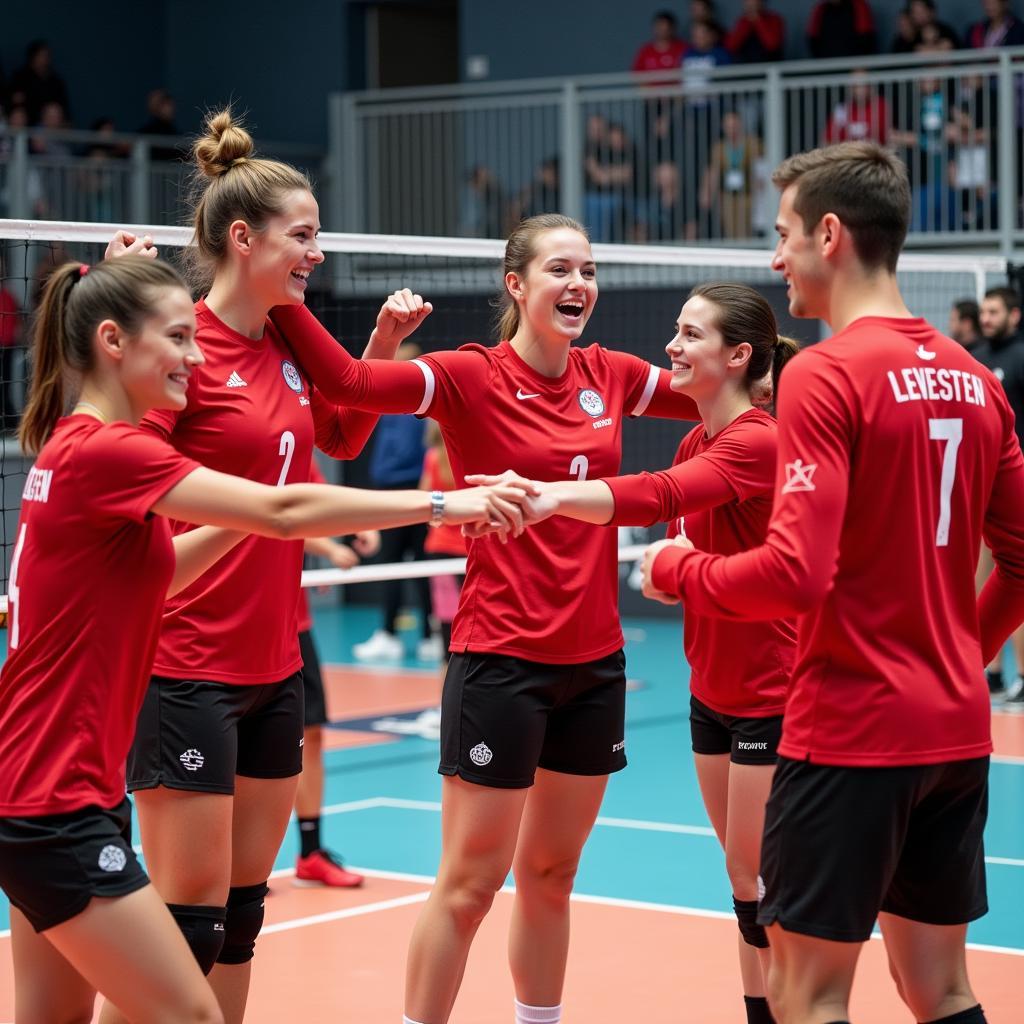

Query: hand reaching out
<box><xmin>640</xmin><ymin>536</ymin><xmax>693</xmax><ymax>606</ymax></box>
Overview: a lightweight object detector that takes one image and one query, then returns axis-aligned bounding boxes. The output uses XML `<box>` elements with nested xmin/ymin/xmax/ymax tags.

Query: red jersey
<box><xmin>0</xmin><ymin>418</ymin><xmax>198</xmax><ymax>814</ymax></box>
<box><xmin>143</xmin><ymin>300</ymin><xmax>377</xmax><ymax>685</ymax></box>
<box><xmin>422</xmin><ymin>447</ymin><xmax>468</xmax><ymax>556</ymax></box>
<box><xmin>825</xmin><ymin>95</ymin><xmax>889</xmax><ymax>146</ymax></box>
<box><xmin>606</xmin><ymin>409</ymin><xmax>794</xmax><ymax>716</ymax></box>
<box><xmin>652</xmin><ymin>318</ymin><xmax>1024</xmax><ymax>766</ymax></box>
<box><xmin>632</xmin><ymin>40</ymin><xmax>687</xmax><ymax>74</ymax></box>
<box><xmin>271</xmin><ymin>303</ymin><xmax>701</xmax><ymax>663</ymax></box>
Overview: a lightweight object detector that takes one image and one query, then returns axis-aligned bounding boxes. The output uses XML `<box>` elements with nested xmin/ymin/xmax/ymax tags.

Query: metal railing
<box><xmin>0</xmin><ymin>128</ymin><xmax>326</xmax><ymax>227</ymax></box>
<box><xmin>331</xmin><ymin>46</ymin><xmax>1024</xmax><ymax>255</ymax></box>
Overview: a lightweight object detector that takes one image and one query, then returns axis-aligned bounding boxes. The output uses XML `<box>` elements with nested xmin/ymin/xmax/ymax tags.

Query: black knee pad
<box><xmin>167</xmin><ymin>903</ymin><xmax>227</xmax><ymax>975</ymax></box>
<box><xmin>218</xmin><ymin>882</ymin><xmax>268</xmax><ymax>965</ymax></box>
<box><xmin>733</xmin><ymin>896</ymin><xmax>769</xmax><ymax>949</ymax></box>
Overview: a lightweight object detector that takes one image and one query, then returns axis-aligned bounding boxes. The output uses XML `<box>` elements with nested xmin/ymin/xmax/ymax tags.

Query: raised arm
<box><xmin>271</xmin><ymin>295</ymin><xmax>433</xmax><ymax>413</ymax></box>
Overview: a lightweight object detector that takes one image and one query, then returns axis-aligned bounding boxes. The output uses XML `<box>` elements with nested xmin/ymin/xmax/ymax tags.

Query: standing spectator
<box><xmin>726</xmin><ymin>0</ymin><xmax>786</xmax><ymax>64</ymax></box>
<box><xmin>29</xmin><ymin>101</ymin><xmax>71</xmax><ymax>157</ymax></box>
<box><xmin>138</xmin><ymin>88</ymin><xmax>182</xmax><ymax>162</ymax></box>
<box><xmin>7</xmin><ymin>41</ymin><xmax>70</xmax><ymax>126</ymax></box>
<box><xmin>513</xmin><ymin>157</ymin><xmax>560</xmax><ymax>222</ymax></box>
<box><xmin>460</xmin><ymin>164</ymin><xmax>505</xmax><ymax>239</ymax></box>
<box><xmin>0</xmin><ymin>259</ymin><xmax>21</xmax><ymax>434</ymax></box>
<box><xmin>583</xmin><ymin>115</ymin><xmax>634</xmax><ymax>242</ymax></box>
<box><xmin>638</xmin><ymin>160</ymin><xmax>684</xmax><ymax>241</ymax></box>
<box><xmin>632</xmin><ymin>10</ymin><xmax>688</xmax><ymax>76</ymax></box>
<box><xmin>699</xmin><ymin>111</ymin><xmax>762</xmax><ymax>238</ymax></box>
<box><xmin>824</xmin><ymin>70</ymin><xmax>889</xmax><ymax>145</ymax></box>
<box><xmin>949</xmin><ymin>298</ymin><xmax>982</xmax><ymax>352</ymax></box>
<box><xmin>909</xmin><ymin>0</ymin><xmax>960</xmax><ymax>49</ymax></box>
<box><xmin>807</xmin><ymin>0</ymin><xmax>878</xmax><ymax>59</ymax></box>
<box><xmin>965</xmin><ymin>0</ymin><xmax>1024</xmax><ymax>48</ymax></box>
<box><xmin>891</xmin><ymin>7</ymin><xmax>920</xmax><ymax>52</ymax></box>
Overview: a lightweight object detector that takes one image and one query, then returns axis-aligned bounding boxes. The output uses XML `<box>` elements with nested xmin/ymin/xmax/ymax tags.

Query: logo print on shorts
<box><xmin>577</xmin><ymin>388</ymin><xmax>605</xmax><ymax>417</ymax></box>
<box><xmin>179</xmin><ymin>748</ymin><xmax>205</xmax><ymax>772</ymax></box>
<box><xmin>757</xmin><ymin>874</ymin><xmax>766</xmax><ymax>901</ymax></box>
<box><xmin>98</xmin><ymin>844</ymin><xmax>127</xmax><ymax>873</ymax></box>
<box><xmin>281</xmin><ymin>360</ymin><xmax>304</xmax><ymax>394</ymax></box>
<box><xmin>469</xmin><ymin>742</ymin><xmax>493</xmax><ymax>766</ymax></box>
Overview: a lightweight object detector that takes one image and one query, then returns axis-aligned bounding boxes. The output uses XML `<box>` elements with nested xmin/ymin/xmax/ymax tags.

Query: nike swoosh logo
<box><xmin>516</xmin><ymin>388</ymin><xmax>541</xmax><ymax>400</ymax></box>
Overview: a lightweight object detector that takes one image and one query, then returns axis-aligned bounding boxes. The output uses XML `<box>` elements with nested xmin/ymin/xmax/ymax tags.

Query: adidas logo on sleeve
<box><xmin>226</xmin><ymin>371</ymin><xmax>248</xmax><ymax>388</ymax></box>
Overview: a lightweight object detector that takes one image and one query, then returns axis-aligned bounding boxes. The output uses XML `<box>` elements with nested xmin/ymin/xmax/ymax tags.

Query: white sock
<box><xmin>402</xmin><ymin>1017</ymin><xmax>428</xmax><ymax>1024</ymax></box>
<box><xmin>514</xmin><ymin>998</ymin><xmax>562</xmax><ymax>1024</ymax></box>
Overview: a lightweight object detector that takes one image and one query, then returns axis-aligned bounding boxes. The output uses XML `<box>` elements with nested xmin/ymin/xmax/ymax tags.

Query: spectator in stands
<box><xmin>28</xmin><ymin>100</ymin><xmax>71</xmax><ymax>158</ymax></box>
<box><xmin>690</xmin><ymin>0</ymin><xmax>718</xmax><ymax>28</ymax></box>
<box><xmin>138</xmin><ymin>88</ymin><xmax>182</xmax><ymax>161</ymax></box>
<box><xmin>0</xmin><ymin>258</ymin><xmax>22</xmax><ymax>434</ymax></box>
<box><xmin>909</xmin><ymin>0</ymin><xmax>960</xmax><ymax>49</ymax></box>
<box><xmin>807</xmin><ymin>0</ymin><xmax>878</xmax><ymax>59</ymax></box>
<box><xmin>824</xmin><ymin>69</ymin><xmax>889</xmax><ymax>145</ymax></box>
<box><xmin>726</xmin><ymin>0</ymin><xmax>786</xmax><ymax>64</ymax></box>
<box><xmin>460</xmin><ymin>164</ymin><xmax>505</xmax><ymax>238</ymax></box>
<box><xmin>949</xmin><ymin>298</ymin><xmax>982</xmax><ymax>352</ymax></box>
<box><xmin>513</xmin><ymin>156</ymin><xmax>560</xmax><ymax>222</ymax></box>
<box><xmin>891</xmin><ymin>6</ymin><xmax>920</xmax><ymax>52</ymax></box>
<box><xmin>584</xmin><ymin>115</ymin><xmax>634</xmax><ymax>242</ymax></box>
<box><xmin>637</xmin><ymin>160</ymin><xmax>683</xmax><ymax>241</ymax></box>
<box><xmin>699</xmin><ymin>110</ymin><xmax>761</xmax><ymax>238</ymax></box>
<box><xmin>945</xmin><ymin>76</ymin><xmax>998</xmax><ymax>231</ymax></box>
<box><xmin>7</xmin><ymin>41</ymin><xmax>70</xmax><ymax>126</ymax></box>
<box><xmin>632</xmin><ymin>10</ymin><xmax>688</xmax><ymax>75</ymax></box>
<box><xmin>892</xmin><ymin>76</ymin><xmax>957</xmax><ymax>231</ymax></box>
<box><xmin>966</xmin><ymin>0</ymin><xmax>1024</xmax><ymax>48</ymax></box>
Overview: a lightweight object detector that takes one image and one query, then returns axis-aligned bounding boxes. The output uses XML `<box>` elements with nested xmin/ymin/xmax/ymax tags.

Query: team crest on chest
<box><xmin>281</xmin><ymin>360</ymin><xmax>305</xmax><ymax>394</ymax></box>
<box><xmin>577</xmin><ymin>388</ymin><xmax>605</xmax><ymax>417</ymax></box>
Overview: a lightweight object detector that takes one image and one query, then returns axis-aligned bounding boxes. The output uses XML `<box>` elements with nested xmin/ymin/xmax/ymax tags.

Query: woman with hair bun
<box><xmin>0</xmin><ymin>255</ymin><xmax>525</xmax><ymax>1024</ymax></box>
<box><xmin>99</xmin><ymin>108</ymin><xmax>441</xmax><ymax>1023</ymax></box>
<box><xmin>476</xmin><ymin>282</ymin><xmax>800</xmax><ymax>1024</ymax></box>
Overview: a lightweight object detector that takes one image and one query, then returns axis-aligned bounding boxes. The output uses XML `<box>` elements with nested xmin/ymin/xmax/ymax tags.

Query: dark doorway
<box><xmin>365</xmin><ymin>1</ymin><xmax>458</xmax><ymax>89</ymax></box>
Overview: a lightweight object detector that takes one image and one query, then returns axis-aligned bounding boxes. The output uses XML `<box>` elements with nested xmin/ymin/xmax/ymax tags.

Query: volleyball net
<box><xmin>0</xmin><ymin>217</ymin><xmax>1009</xmax><ymax>602</ymax></box>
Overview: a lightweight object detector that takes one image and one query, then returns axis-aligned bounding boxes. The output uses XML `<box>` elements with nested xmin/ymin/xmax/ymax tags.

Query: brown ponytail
<box><xmin>20</xmin><ymin>256</ymin><xmax>188</xmax><ymax>455</ymax></box>
<box><xmin>772</xmin><ymin>334</ymin><xmax>800</xmax><ymax>404</ymax></box>
<box><xmin>493</xmin><ymin>214</ymin><xmax>589</xmax><ymax>341</ymax></box>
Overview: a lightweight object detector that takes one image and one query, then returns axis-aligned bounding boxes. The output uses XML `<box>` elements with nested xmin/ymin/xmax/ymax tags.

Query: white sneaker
<box><xmin>353</xmin><ymin>629</ymin><xmax>404</xmax><ymax>661</ymax></box>
<box><xmin>416</xmin><ymin>635</ymin><xmax>443</xmax><ymax>662</ymax></box>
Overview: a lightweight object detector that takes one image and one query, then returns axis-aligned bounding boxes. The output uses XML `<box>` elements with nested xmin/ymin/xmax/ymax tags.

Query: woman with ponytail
<box><xmin>91</xmin><ymin>106</ymin><xmax>436</xmax><ymax>1024</ymax></box>
<box><xmin>472</xmin><ymin>282</ymin><xmax>800</xmax><ymax>1024</ymax></box>
<box><xmin>268</xmin><ymin>214</ymin><xmax>715</xmax><ymax>1024</ymax></box>
<box><xmin>0</xmin><ymin>255</ymin><xmax>528</xmax><ymax>1023</ymax></box>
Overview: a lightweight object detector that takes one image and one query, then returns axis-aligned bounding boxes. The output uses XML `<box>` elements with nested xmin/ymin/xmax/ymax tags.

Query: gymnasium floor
<box><xmin>0</xmin><ymin>604</ymin><xmax>1021</xmax><ymax>1022</ymax></box>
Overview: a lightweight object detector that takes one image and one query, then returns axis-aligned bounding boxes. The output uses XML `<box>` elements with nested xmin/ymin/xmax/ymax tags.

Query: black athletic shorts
<box><xmin>126</xmin><ymin>673</ymin><xmax>305</xmax><ymax>795</ymax></box>
<box><xmin>689</xmin><ymin>695</ymin><xmax>782</xmax><ymax>766</ymax></box>
<box><xmin>0</xmin><ymin>797</ymin><xmax>149</xmax><ymax>932</ymax></box>
<box><xmin>299</xmin><ymin>630</ymin><xmax>328</xmax><ymax>727</ymax></box>
<box><xmin>439</xmin><ymin>648</ymin><xmax>627</xmax><ymax>788</ymax></box>
<box><xmin>758</xmin><ymin>755</ymin><xmax>989</xmax><ymax>942</ymax></box>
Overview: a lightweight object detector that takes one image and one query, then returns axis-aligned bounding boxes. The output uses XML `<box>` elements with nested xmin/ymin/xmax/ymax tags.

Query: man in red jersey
<box><xmin>641</xmin><ymin>141</ymin><xmax>1024</xmax><ymax>1024</ymax></box>
<box><xmin>632</xmin><ymin>10</ymin><xmax>688</xmax><ymax>75</ymax></box>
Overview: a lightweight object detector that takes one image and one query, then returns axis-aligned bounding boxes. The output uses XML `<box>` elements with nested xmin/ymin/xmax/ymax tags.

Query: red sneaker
<box><xmin>294</xmin><ymin>849</ymin><xmax>365</xmax><ymax>888</ymax></box>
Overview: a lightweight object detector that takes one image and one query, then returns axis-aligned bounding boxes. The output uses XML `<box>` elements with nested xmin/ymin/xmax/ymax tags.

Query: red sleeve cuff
<box><xmin>651</xmin><ymin>545</ymin><xmax>691</xmax><ymax>598</ymax></box>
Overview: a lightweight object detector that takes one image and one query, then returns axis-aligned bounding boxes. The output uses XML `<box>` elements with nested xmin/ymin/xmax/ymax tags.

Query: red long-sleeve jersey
<box><xmin>652</xmin><ymin>317</ymin><xmax>1024</xmax><ymax>766</ymax></box>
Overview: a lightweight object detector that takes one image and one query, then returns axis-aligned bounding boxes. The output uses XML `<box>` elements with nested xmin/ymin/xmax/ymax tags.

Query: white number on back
<box><xmin>928</xmin><ymin>417</ymin><xmax>962</xmax><ymax>547</ymax></box>
<box><xmin>8</xmin><ymin>523</ymin><xmax>27</xmax><ymax>650</ymax></box>
<box><xmin>570</xmin><ymin>455</ymin><xmax>589</xmax><ymax>481</ymax></box>
<box><xmin>277</xmin><ymin>431</ymin><xmax>296</xmax><ymax>487</ymax></box>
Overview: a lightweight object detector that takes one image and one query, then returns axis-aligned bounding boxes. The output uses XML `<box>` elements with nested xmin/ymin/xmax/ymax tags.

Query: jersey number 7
<box><xmin>929</xmin><ymin>417</ymin><xmax>962</xmax><ymax>548</ymax></box>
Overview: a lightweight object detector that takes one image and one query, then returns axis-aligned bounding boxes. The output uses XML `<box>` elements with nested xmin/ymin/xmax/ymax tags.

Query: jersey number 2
<box><xmin>570</xmin><ymin>455</ymin><xmax>589</xmax><ymax>481</ymax></box>
<box><xmin>929</xmin><ymin>417</ymin><xmax>962</xmax><ymax>547</ymax></box>
<box><xmin>277</xmin><ymin>431</ymin><xmax>296</xmax><ymax>488</ymax></box>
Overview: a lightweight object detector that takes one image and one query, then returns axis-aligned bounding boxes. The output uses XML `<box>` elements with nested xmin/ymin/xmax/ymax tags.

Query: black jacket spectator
<box><xmin>808</xmin><ymin>0</ymin><xmax>877</xmax><ymax>59</ymax></box>
<box><xmin>966</xmin><ymin>1</ymin><xmax>1024</xmax><ymax>48</ymax></box>
<box><xmin>7</xmin><ymin>41</ymin><xmax>69</xmax><ymax>125</ymax></box>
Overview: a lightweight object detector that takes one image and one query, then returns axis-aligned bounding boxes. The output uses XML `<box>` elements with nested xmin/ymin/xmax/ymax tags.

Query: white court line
<box><xmin>992</xmin><ymin>754</ymin><xmax>1024</xmax><ymax>766</ymax></box>
<box><xmin>260</xmin><ymin>891</ymin><xmax>429</xmax><ymax>935</ymax></box>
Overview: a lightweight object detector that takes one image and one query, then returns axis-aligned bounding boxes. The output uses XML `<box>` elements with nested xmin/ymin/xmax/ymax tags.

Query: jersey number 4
<box><xmin>929</xmin><ymin>417</ymin><xmax>962</xmax><ymax>548</ymax></box>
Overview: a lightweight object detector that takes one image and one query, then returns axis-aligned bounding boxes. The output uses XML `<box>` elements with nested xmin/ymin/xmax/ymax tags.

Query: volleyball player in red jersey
<box><xmin>0</xmin><ymin>256</ymin><xmax>525</xmax><ymax>1024</ymax></box>
<box><xmin>270</xmin><ymin>213</ymin><xmax>706</xmax><ymax>1024</ymax></box>
<box><xmin>98</xmin><ymin>109</ymin><xmax>526</xmax><ymax>1024</ymax></box>
<box><xmin>643</xmin><ymin>142</ymin><xmax>1024</xmax><ymax>1024</ymax></box>
<box><xmin>473</xmin><ymin>283</ymin><xmax>799</xmax><ymax>1024</ymax></box>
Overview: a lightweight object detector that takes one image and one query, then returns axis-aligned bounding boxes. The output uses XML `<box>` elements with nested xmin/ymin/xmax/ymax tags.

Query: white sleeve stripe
<box><xmin>412</xmin><ymin>359</ymin><xmax>435</xmax><ymax>416</ymax></box>
<box><xmin>630</xmin><ymin>363</ymin><xmax>659</xmax><ymax>417</ymax></box>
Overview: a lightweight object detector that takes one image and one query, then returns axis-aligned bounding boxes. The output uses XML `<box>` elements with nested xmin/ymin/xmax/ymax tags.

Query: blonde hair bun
<box><xmin>192</xmin><ymin>108</ymin><xmax>255</xmax><ymax>179</ymax></box>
